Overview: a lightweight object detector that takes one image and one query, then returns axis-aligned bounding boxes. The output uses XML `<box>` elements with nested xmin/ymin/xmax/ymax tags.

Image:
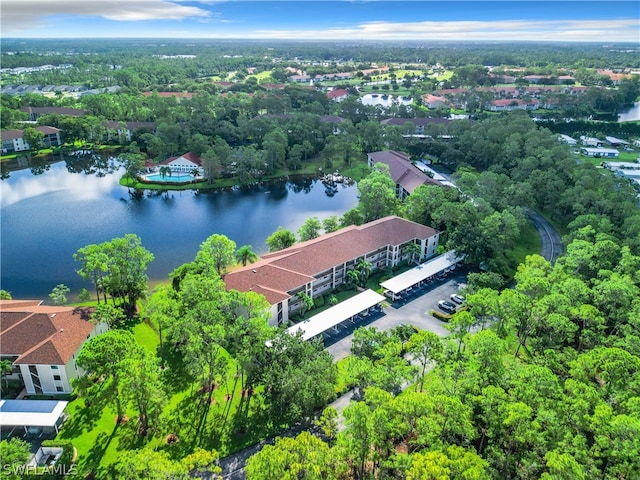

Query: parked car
<box><xmin>450</xmin><ymin>293</ymin><xmax>465</xmax><ymax>304</ymax></box>
<box><xmin>438</xmin><ymin>300</ymin><xmax>456</xmax><ymax>314</ymax></box>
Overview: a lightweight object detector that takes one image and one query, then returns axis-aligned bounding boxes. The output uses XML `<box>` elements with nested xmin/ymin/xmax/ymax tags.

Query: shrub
<box><xmin>431</xmin><ymin>310</ymin><xmax>452</xmax><ymax>321</ymax></box>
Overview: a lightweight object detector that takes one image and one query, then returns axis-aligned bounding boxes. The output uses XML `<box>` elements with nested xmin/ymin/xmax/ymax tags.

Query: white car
<box><xmin>438</xmin><ymin>300</ymin><xmax>456</xmax><ymax>314</ymax></box>
<box><xmin>450</xmin><ymin>294</ymin><xmax>465</xmax><ymax>304</ymax></box>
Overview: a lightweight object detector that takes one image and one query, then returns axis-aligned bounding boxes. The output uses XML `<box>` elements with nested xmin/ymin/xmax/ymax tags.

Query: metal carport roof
<box><xmin>286</xmin><ymin>289</ymin><xmax>386</xmax><ymax>341</ymax></box>
<box><xmin>380</xmin><ymin>251</ymin><xmax>463</xmax><ymax>294</ymax></box>
<box><xmin>0</xmin><ymin>400</ymin><xmax>68</xmax><ymax>428</ymax></box>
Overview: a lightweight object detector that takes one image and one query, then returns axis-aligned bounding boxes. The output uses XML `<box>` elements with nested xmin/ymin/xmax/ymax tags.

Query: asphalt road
<box><xmin>219</xmin><ymin>271</ymin><xmax>468</xmax><ymax>479</ymax></box>
<box><xmin>325</xmin><ymin>272</ymin><xmax>467</xmax><ymax>361</ymax></box>
<box><xmin>525</xmin><ymin>208</ymin><xmax>564</xmax><ymax>264</ymax></box>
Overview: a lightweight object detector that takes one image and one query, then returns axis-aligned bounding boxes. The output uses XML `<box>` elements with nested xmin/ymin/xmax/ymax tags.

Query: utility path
<box><xmin>525</xmin><ymin>208</ymin><xmax>564</xmax><ymax>264</ymax></box>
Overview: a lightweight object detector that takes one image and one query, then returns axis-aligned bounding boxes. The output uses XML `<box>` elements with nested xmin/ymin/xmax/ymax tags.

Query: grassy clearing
<box><xmin>576</xmin><ymin>149</ymin><xmax>639</xmax><ymax>166</ymax></box>
<box><xmin>250</xmin><ymin>70</ymin><xmax>273</xmax><ymax>82</ymax></box>
<box><xmin>56</xmin><ymin>319</ymin><xmax>286</xmax><ymax>477</ymax></box>
<box><xmin>504</xmin><ymin>221</ymin><xmax>542</xmax><ymax>274</ymax></box>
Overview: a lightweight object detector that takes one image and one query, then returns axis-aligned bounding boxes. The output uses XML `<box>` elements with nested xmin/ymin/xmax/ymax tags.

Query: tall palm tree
<box><xmin>356</xmin><ymin>258</ymin><xmax>373</xmax><ymax>286</ymax></box>
<box><xmin>404</xmin><ymin>242</ymin><xmax>422</xmax><ymax>265</ymax></box>
<box><xmin>346</xmin><ymin>269</ymin><xmax>360</xmax><ymax>290</ymax></box>
<box><xmin>0</xmin><ymin>359</ymin><xmax>13</xmax><ymax>389</ymax></box>
<box><xmin>159</xmin><ymin>166</ymin><xmax>171</xmax><ymax>179</ymax></box>
<box><xmin>235</xmin><ymin>245</ymin><xmax>258</xmax><ymax>266</ymax></box>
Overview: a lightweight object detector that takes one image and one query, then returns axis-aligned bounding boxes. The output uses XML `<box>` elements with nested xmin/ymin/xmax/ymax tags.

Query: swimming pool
<box><xmin>144</xmin><ymin>173</ymin><xmax>196</xmax><ymax>183</ymax></box>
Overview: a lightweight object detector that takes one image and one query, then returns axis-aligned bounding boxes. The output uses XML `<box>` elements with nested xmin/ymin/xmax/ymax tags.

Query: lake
<box><xmin>618</xmin><ymin>101</ymin><xmax>640</xmax><ymax>122</ymax></box>
<box><xmin>360</xmin><ymin>94</ymin><xmax>412</xmax><ymax>107</ymax></box>
<box><xmin>0</xmin><ymin>157</ymin><xmax>358</xmax><ymax>300</ymax></box>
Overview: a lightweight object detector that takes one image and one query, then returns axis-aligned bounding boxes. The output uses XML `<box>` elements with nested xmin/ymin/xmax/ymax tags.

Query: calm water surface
<box><xmin>618</xmin><ymin>101</ymin><xmax>640</xmax><ymax>122</ymax></box>
<box><xmin>0</xmin><ymin>160</ymin><xmax>358</xmax><ymax>299</ymax></box>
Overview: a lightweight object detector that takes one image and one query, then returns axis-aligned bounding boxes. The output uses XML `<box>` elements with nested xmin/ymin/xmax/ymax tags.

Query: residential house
<box><xmin>367</xmin><ymin>150</ymin><xmax>444</xmax><ymax>200</ymax></box>
<box><xmin>327</xmin><ymin>88</ymin><xmax>349</xmax><ymax>102</ymax></box>
<box><xmin>422</xmin><ymin>94</ymin><xmax>449</xmax><ymax>109</ymax></box>
<box><xmin>489</xmin><ymin>99</ymin><xmax>539</xmax><ymax>112</ymax></box>
<box><xmin>558</xmin><ymin>134</ymin><xmax>578</xmax><ymax>146</ymax></box>
<box><xmin>567</xmin><ymin>86</ymin><xmax>589</xmax><ymax>95</ymax></box>
<box><xmin>18</xmin><ymin>107</ymin><xmax>86</xmax><ymax>122</ymax></box>
<box><xmin>288</xmin><ymin>74</ymin><xmax>312</xmax><ymax>83</ymax></box>
<box><xmin>601</xmin><ymin>161</ymin><xmax>640</xmax><ymax>187</ymax></box>
<box><xmin>580</xmin><ymin>136</ymin><xmax>603</xmax><ymax>147</ymax></box>
<box><xmin>103</xmin><ymin>121</ymin><xmax>156</xmax><ymax>142</ymax></box>
<box><xmin>160</xmin><ymin>151</ymin><xmax>203</xmax><ymax>175</ymax></box>
<box><xmin>597</xmin><ymin>70</ymin><xmax>631</xmax><ymax>85</ymax></box>
<box><xmin>0</xmin><ymin>300</ymin><xmax>108</xmax><ymax>395</ymax></box>
<box><xmin>605</xmin><ymin>136</ymin><xmax>630</xmax><ymax>147</ymax></box>
<box><xmin>224</xmin><ymin>216</ymin><xmax>440</xmax><ymax>326</ymax></box>
<box><xmin>581</xmin><ymin>147</ymin><xmax>619</xmax><ymax>158</ymax></box>
<box><xmin>1</xmin><ymin>126</ymin><xmax>62</xmax><ymax>154</ymax></box>
<box><xmin>489</xmin><ymin>74</ymin><xmax>516</xmax><ymax>84</ymax></box>
<box><xmin>380</xmin><ymin>117</ymin><xmax>451</xmax><ymax>136</ymax></box>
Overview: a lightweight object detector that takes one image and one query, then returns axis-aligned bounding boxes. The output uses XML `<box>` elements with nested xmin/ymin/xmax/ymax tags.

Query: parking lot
<box><xmin>325</xmin><ymin>269</ymin><xmax>468</xmax><ymax>361</ymax></box>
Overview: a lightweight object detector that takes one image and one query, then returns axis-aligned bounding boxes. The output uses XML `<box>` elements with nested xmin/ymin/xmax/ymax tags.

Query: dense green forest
<box><xmin>3</xmin><ymin>39</ymin><xmax>640</xmax><ymax>72</ymax></box>
<box><xmin>239</xmin><ymin>119</ymin><xmax>640</xmax><ymax>479</ymax></box>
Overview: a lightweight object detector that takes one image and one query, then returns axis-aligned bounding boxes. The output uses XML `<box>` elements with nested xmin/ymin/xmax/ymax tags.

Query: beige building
<box><xmin>224</xmin><ymin>216</ymin><xmax>439</xmax><ymax>326</ymax></box>
<box><xmin>0</xmin><ymin>301</ymin><xmax>108</xmax><ymax>395</ymax></box>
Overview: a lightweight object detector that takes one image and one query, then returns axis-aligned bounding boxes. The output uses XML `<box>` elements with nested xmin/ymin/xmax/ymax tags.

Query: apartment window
<box><xmin>53</xmin><ymin>375</ymin><xmax>61</xmax><ymax>381</ymax></box>
<box><xmin>51</xmin><ymin>365</ymin><xmax>59</xmax><ymax>370</ymax></box>
<box><xmin>56</xmin><ymin>386</ymin><xmax>64</xmax><ymax>392</ymax></box>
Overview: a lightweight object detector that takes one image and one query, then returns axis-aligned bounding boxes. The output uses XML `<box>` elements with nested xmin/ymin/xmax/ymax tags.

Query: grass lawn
<box><xmin>576</xmin><ymin>149</ymin><xmax>639</xmax><ymax>166</ymax></box>
<box><xmin>132</xmin><ymin>320</ymin><xmax>160</xmax><ymax>354</ymax></box>
<box><xmin>56</xmin><ymin>319</ymin><xmax>286</xmax><ymax>477</ymax></box>
<box><xmin>504</xmin><ymin>221</ymin><xmax>542</xmax><ymax>275</ymax></box>
<box><xmin>249</xmin><ymin>70</ymin><xmax>273</xmax><ymax>82</ymax></box>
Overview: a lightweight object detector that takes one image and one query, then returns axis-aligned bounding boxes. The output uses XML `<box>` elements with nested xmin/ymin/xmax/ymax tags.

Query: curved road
<box><xmin>525</xmin><ymin>209</ymin><xmax>564</xmax><ymax>264</ymax></box>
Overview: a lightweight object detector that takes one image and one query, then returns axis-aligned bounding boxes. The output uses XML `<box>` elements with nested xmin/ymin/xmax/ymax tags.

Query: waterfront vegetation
<box><xmin>2</xmin><ymin>39</ymin><xmax>640</xmax><ymax>479</ymax></box>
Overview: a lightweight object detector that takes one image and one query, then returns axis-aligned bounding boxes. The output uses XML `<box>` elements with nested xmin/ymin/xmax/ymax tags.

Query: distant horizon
<box><xmin>2</xmin><ymin>1</ymin><xmax>639</xmax><ymax>43</ymax></box>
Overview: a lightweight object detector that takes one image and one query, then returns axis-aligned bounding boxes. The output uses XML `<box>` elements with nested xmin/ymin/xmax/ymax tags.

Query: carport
<box><xmin>0</xmin><ymin>399</ymin><xmax>68</xmax><ymax>436</ymax></box>
<box><xmin>286</xmin><ymin>289</ymin><xmax>386</xmax><ymax>341</ymax></box>
<box><xmin>380</xmin><ymin>250</ymin><xmax>463</xmax><ymax>299</ymax></box>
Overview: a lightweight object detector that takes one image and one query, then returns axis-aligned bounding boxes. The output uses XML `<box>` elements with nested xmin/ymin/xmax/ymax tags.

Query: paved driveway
<box><xmin>326</xmin><ymin>269</ymin><xmax>468</xmax><ymax>361</ymax></box>
<box><xmin>219</xmin><ymin>270</ymin><xmax>469</xmax><ymax>479</ymax></box>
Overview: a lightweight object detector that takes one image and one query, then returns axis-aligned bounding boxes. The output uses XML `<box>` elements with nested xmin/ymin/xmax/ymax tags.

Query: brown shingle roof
<box><xmin>224</xmin><ymin>216</ymin><xmax>438</xmax><ymax>304</ymax></box>
<box><xmin>0</xmin><ymin>302</ymin><xmax>95</xmax><ymax>366</ymax></box>
<box><xmin>368</xmin><ymin>150</ymin><xmax>443</xmax><ymax>192</ymax></box>
<box><xmin>1</xmin><ymin>126</ymin><xmax>60</xmax><ymax>141</ymax></box>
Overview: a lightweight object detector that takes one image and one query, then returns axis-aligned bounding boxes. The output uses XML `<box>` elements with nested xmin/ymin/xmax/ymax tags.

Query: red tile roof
<box><xmin>224</xmin><ymin>216</ymin><xmax>439</xmax><ymax>304</ymax></box>
<box><xmin>423</xmin><ymin>94</ymin><xmax>448</xmax><ymax>105</ymax></box>
<box><xmin>160</xmin><ymin>151</ymin><xmax>202</xmax><ymax>167</ymax></box>
<box><xmin>0</xmin><ymin>302</ymin><xmax>96</xmax><ymax>366</ymax></box>
<box><xmin>327</xmin><ymin>88</ymin><xmax>349</xmax><ymax>100</ymax></box>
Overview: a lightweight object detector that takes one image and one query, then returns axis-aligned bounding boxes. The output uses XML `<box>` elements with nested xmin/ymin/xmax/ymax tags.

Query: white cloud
<box><xmin>245</xmin><ymin>18</ymin><xmax>640</xmax><ymax>42</ymax></box>
<box><xmin>2</xmin><ymin>0</ymin><xmax>211</xmax><ymax>34</ymax></box>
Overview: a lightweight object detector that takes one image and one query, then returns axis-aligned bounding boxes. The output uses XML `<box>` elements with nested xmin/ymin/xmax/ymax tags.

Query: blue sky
<box><xmin>2</xmin><ymin>1</ymin><xmax>639</xmax><ymax>42</ymax></box>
